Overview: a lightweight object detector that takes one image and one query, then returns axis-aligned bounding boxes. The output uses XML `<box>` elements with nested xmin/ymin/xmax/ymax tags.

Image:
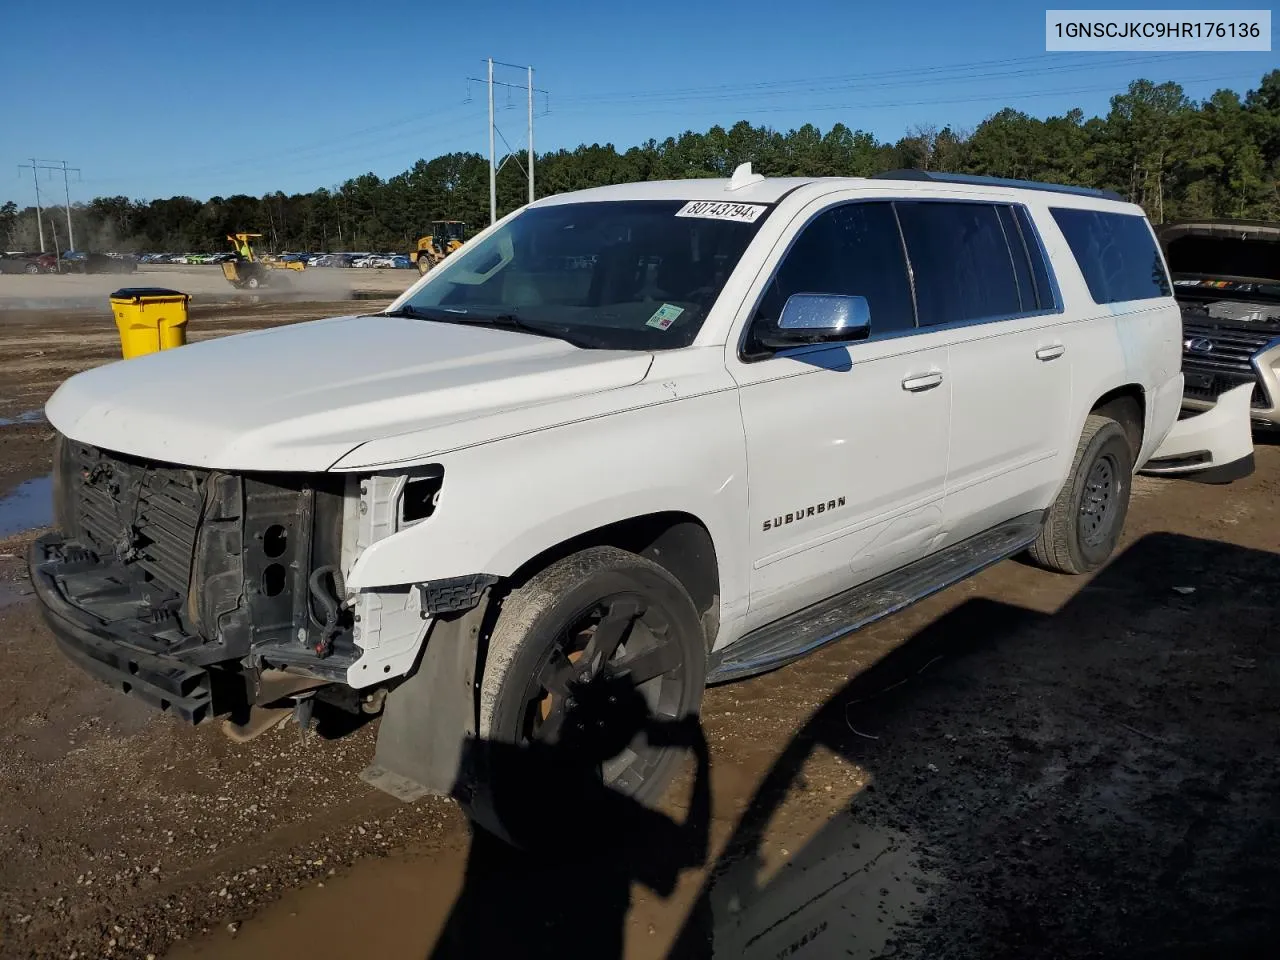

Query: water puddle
<box><xmin>0</xmin><ymin>409</ymin><xmax>45</xmax><ymax>428</ymax></box>
<box><xmin>0</xmin><ymin>475</ymin><xmax>54</xmax><ymax>538</ymax></box>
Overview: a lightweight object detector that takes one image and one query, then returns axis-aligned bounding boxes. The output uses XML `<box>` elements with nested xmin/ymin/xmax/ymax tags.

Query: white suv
<box><xmin>30</xmin><ymin>166</ymin><xmax>1251</xmax><ymax>814</ymax></box>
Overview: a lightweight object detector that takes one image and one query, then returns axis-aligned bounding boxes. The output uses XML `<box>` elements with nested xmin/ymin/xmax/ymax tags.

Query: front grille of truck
<box><xmin>65</xmin><ymin>440</ymin><xmax>208</xmax><ymax>600</ymax></box>
<box><xmin>1181</xmin><ymin>321</ymin><xmax>1273</xmax><ymax>409</ymax></box>
<box><xmin>50</xmin><ymin>435</ymin><xmax>355</xmax><ymax>679</ymax></box>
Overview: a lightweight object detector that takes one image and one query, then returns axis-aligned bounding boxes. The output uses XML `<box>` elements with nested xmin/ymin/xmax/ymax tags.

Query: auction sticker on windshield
<box><xmin>675</xmin><ymin>201</ymin><xmax>768</xmax><ymax>222</ymax></box>
<box><xmin>646</xmin><ymin>303</ymin><xmax>685</xmax><ymax>330</ymax></box>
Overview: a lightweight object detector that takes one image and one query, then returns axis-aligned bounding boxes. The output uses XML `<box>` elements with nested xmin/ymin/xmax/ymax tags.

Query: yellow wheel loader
<box><xmin>410</xmin><ymin>221</ymin><xmax>467</xmax><ymax>275</ymax></box>
<box><xmin>221</xmin><ymin>233</ymin><xmax>305</xmax><ymax>290</ymax></box>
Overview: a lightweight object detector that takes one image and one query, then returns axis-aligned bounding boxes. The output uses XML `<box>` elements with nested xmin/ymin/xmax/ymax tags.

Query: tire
<box><xmin>24</xmin><ymin>263</ymin><xmax>39</xmax><ymax>275</ymax></box>
<box><xmin>477</xmin><ymin>546</ymin><xmax>706</xmax><ymax>809</ymax></box>
<box><xmin>1028</xmin><ymin>414</ymin><xmax>1134</xmax><ymax>575</ymax></box>
<box><xmin>244</xmin><ymin>275</ymin><xmax>260</xmax><ymax>289</ymax></box>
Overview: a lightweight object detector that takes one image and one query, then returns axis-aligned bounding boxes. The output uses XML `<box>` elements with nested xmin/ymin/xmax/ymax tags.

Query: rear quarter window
<box><xmin>1050</xmin><ymin>208</ymin><xmax>1172</xmax><ymax>305</ymax></box>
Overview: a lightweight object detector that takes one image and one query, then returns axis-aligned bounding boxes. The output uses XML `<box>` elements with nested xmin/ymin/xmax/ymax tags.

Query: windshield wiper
<box><xmin>381</xmin><ymin>305</ymin><xmax>599</xmax><ymax>348</ymax></box>
<box><xmin>379</xmin><ymin>304</ymin><xmax>449</xmax><ymax>320</ymax></box>
<box><xmin>473</xmin><ymin>313</ymin><xmax>604</xmax><ymax>349</ymax></box>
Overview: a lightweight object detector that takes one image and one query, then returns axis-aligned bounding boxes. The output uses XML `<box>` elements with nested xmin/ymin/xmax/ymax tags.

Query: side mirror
<box><xmin>761</xmin><ymin>293</ymin><xmax>872</xmax><ymax>349</ymax></box>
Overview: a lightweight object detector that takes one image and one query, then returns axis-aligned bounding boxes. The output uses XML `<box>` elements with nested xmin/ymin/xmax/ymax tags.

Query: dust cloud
<box><xmin>0</xmin><ymin>263</ymin><xmax>417</xmax><ymax>311</ymax></box>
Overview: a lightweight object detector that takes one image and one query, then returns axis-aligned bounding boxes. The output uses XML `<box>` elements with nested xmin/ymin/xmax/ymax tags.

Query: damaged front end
<box><xmin>29</xmin><ymin>434</ymin><xmax>362</xmax><ymax>725</ymax></box>
<box><xmin>1159</xmin><ymin>219</ymin><xmax>1280</xmax><ymax>428</ymax></box>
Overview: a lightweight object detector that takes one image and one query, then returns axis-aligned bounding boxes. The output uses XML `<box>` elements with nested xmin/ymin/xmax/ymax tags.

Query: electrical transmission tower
<box><xmin>468</xmin><ymin>59</ymin><xmax>548</xmax><ymax>225</ymax></box>
<box><xmin>17</xmin><ymin>159</ymin><xmax>81</xmax><ymax>252</ymax></box>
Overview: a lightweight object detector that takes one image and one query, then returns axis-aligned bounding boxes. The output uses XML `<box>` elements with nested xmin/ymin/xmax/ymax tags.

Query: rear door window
<box><xmin>895</xmin><ymin>201</ymin><xmax>1023</xmax><ymax>326</ymax></box>
<box><xmin>1049</xmin><ymin>208</ymin><xmax>1172</xmax><ymax>304</ymax></box>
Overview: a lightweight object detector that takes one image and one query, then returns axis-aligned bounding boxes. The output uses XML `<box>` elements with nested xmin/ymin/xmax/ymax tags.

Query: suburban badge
<box><xmin>762</xmin><ymin>496</ymin><xmax>847</xmax><ymax>532</ymax></box>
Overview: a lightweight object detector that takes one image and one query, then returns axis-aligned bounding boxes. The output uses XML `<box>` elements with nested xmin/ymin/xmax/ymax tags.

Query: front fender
<box><xmin>342</xmin><ymin>389</ymin><xmax>751</xmax><ymax>625</ymax></box>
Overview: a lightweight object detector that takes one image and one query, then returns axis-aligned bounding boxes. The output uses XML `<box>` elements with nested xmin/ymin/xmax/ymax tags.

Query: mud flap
<box><xmin>1141</xmin><ymin>382</ymin><xmax>1256</xmax><ymax>484</ymax></box>
<box><xmin>359</xmin><ymin>594</ymin><xmax>490</xmax><ymax>802</ymax></box>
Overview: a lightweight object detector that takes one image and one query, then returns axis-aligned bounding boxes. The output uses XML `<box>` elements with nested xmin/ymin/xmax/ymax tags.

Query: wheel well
<box><xmin>505</xmin><ymin>512</ymin><xmax>721</xmax><ymax>649</ymax></box>
<box><xmin>1091</xmin><ymin>385</ymin><xmax>1145</xmax><ymax>459</ymax></box>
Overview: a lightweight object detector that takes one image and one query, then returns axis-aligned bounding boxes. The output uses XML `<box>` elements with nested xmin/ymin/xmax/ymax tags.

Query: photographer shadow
<box><xmin>429</xmin><ymin>672</ymin><xmax>712</xmax><ymax>960</ymax></box>
<box><xmin>671</xmin><ymin>531</ymin><xmax>1280</xmax><ymax>958</ymax></box>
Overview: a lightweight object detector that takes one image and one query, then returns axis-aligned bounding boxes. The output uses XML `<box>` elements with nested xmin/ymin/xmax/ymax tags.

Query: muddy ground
<box><xmin>0</xmin><ymin>294</ymin><xmax>1278</xmax><ymax>959</ymax></box>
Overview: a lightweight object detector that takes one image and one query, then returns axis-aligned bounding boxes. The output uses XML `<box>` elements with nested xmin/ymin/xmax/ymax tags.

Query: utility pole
<box><xmin>18</xmin><ymin>159</ymin><xmax>81</xmax><ymax>252</ymax></box>
<box><xmin>527</xmin><ymin>66</ymin><xmax>535</xmax><ymax>204</ymax></box>
<box><xmin>17</xmin><ymin>160</ymin><xmax>45</xmax><ymax>252</ymax></box>
<box><xmin>488</xmin><ymin>57</ymin><xmax>496</xmax><ymax>226</ymax></box>
<box><xmin>56</xmin><ymin>160</ymin><xmax>77</xmax><ymax>251</ymax></box>
<box><xmin>469</xmin><ymin>60</ymin><xmax>547</xmax><ymax>224</ymax></box>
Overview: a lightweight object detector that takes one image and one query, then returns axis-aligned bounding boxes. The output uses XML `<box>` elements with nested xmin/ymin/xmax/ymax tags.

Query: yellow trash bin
<box><xmin>109</xmin><ymin>287</ymin><xmax>191</xmax><ymax>359</ymax></box>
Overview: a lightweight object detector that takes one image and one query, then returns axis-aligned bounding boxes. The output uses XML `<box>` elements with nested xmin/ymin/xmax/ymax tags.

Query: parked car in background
<box><xmin>390</xmin><ymin>255</ymin><xmax>412</xmax><ymax>269</ymax></box>
<box><xmin>0</xmin><ymin>251</ymin><xmax>57</xmax><ymax>274</ymax></box>
<box><xmin>69</xmin><ymin>252</ymin><xmax>138</xmax><ymax>275</ymax></box>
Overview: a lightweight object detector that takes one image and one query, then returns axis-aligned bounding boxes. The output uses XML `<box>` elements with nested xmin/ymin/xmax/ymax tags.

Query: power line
<box><xmin>546</xmin><ymin>71</ymin><xmax>1258</xmax><ymax>125</ymax></box>
<box><xmin>81</xmin><ymin>102</ymin><xmax>480</xmax><ymax>189</ymax></box>
<box><xmin>552</xmin><ymin>52</ymin><xmax>1214</xmax><ymax>107</ymax></box>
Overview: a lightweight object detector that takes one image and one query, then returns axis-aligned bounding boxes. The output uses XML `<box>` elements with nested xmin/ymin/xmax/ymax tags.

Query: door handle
<box><xmin>1036</xmin><ymin>344</ymin><xmax>1066</xmax><ymax>361</ymax></box>
<box><xmin>901</xmin><ymin>371</ymin><xmax>944</xmax><ymax>392</ymax></box>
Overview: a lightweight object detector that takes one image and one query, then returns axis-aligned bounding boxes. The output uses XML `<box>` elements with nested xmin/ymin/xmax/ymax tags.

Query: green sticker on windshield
<box><xmin>646</xmin><ymin>303</ymin><xmax>685</xmax><ymax>331</ymax></box>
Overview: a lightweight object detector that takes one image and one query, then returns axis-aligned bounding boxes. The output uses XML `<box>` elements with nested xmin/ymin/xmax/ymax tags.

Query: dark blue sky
<box><xmin>2</xmin><ymin>0</ymin><xmax>1273</xmax><ymax>205</ymax></box>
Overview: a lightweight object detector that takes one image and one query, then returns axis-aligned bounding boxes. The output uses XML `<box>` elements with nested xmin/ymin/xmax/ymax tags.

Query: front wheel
<box><xmin>244</xmin><ymin>275</ymin><xmax>260</xmax><ymax>289</ymax></box>
<box><xmin>1028</xmin><ymin>414</ymin><xmax>1134</xmax><ymax>574</ymax></box>
<box><xmin>476</xmin><ymin>546</ymin><xmax>706</xmax><ymax>824</ymax></box>
<box><xmin>24</xmin><ymin>263</ymin><xmax>39</xmax><ymax>275</ymax></box>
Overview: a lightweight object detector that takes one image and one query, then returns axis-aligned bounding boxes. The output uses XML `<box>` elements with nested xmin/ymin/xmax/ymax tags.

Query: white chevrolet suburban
<box><xmin>29</xmin><ymin>166</ymin><xmax>1252</xmax><ymax>810</ymax></box>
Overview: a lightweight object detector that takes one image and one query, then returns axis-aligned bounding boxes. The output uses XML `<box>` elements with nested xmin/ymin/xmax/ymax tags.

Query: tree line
<box><xmin>3</xmin><ymin>70</ymin><xmax>1277</xmax><ymax>255</ymax></box>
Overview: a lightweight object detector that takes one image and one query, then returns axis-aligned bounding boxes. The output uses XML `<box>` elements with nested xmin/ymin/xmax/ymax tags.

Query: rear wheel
<box><xmin>244</xmin><ymin>275</ymin><xmax>260</xmax><ymax>289</ymax></box>
<box><xmin>24</xmin><ymin>263</ymin><xmax>39</xmax><ymax>275</ymax></box>
<box><xmin>477</xmin><ymin>546</ymin><xmax>706</xmax><ymax>813</ymax></box>
<box><xmin>1028</xmin><ymin>414</ymin><xmax>1134</xmax><ymax>574</ymax></box>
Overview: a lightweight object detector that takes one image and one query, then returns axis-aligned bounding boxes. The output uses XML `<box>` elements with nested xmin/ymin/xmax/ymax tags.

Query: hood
<box><xmin>1159</xmin><ymin>219</ymin><xmax>1280</xmax><ymax>287</ymax></box>
<box><xmin>45</xmin><ymin>314</ymin><xmax>654</xmax><ymax>471</ymax></box>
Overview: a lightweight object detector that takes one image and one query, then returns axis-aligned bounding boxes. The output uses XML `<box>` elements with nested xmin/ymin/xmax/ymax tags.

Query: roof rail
<box><xmin>871</xmin><ymin>169</ymin><xmax>1125</xmax><ymax>203</ymax></box>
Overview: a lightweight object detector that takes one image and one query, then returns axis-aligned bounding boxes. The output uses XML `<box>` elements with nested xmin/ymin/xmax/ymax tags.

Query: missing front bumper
<box><xmin>29</xmin><ymin>535</ymin><xmax>232</xmax><ymax>722</ymax></box>
<box><xmin>1142</xmin><ymin>382</ymin><xmax>1256</xmax><ymax>483</ymax></box>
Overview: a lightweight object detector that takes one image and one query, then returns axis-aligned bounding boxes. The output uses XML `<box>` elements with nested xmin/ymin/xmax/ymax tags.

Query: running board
<box><xmin>706</xmin><ymin>511</ymin><xmax>1045</xmax><ymax>684</ymax></box>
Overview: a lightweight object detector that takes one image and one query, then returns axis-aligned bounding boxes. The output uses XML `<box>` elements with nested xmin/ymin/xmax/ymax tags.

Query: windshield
<box><xmin>395</xmin><ymin>200</ymin><xmax>771</xmax><ymax>349</ymax></box>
